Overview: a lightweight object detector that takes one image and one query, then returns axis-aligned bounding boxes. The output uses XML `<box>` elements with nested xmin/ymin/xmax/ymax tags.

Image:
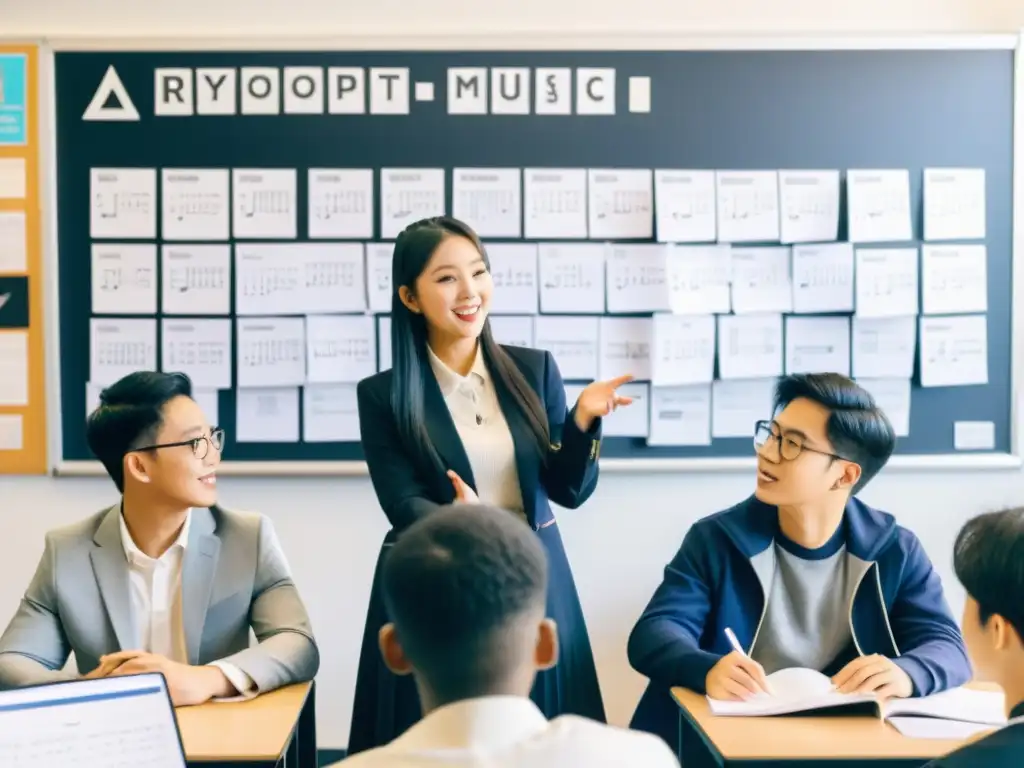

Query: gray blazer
<box><xmin>0</xmin><ymin>504</ymin><xmax>319</xmax><ymax>693</ymax></box>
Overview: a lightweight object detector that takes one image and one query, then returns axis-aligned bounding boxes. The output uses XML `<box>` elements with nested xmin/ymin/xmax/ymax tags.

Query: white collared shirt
<box><xmin>336</xmin><ymin>696</ymin><xmax>680</xmax><ymax>767</ymax></box>
<box><xmin>427</xmin><ymin>345</ymin><xmax>526</xmax><ymax>519</ymax></box>
<box><xmin>118</xmin><ymin>511</ymin><xmax>255</xmax><ymax>697</ymax></box>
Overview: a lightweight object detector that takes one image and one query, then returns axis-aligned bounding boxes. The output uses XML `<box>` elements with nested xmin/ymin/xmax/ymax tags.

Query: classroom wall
<box><xmin>2</xmin><ymin>0</ymin><xmax>1023</xmax><ymax>751</ymax></box>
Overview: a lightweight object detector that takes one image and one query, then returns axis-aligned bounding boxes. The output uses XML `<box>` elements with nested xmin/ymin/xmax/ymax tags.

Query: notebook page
<box><xmin>883</xmin><ymin>686</ymin><xmax>1007</xmax><ymax>726</ymax></box>
<box><xmin>707</xmin><ymin>667</ymin><xmax>876</xmax><ymax>716</ymax></box>
<box><xmin>888</xmin><ymin>716</ymin><xmax>995</xmax><ymax>740</ymax></box>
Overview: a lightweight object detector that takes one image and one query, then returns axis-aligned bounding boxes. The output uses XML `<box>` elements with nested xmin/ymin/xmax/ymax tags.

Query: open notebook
<box><xmin>707</xmin><ymin>667</ymin><xmax>1007</xmax><ymax>731</ymax></box>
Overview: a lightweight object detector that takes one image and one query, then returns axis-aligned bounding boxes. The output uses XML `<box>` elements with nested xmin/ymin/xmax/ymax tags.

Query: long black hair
<box><xmin>390</xmin><ymin>216</ymin><xmax>550</xmax><ymax>471</ymax></box>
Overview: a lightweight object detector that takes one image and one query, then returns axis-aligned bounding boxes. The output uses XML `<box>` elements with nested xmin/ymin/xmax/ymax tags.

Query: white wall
<box><xmin>3</xmin><ymin>0</ymin><xmax>1023</xmax><ymax>750</ymax></box>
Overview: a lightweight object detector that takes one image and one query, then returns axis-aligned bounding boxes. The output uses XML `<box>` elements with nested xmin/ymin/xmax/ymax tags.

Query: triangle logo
<box><xmin>82</xmin><ymin>66</ymin><xmax>140</xmax><ymax>121</ymax></box>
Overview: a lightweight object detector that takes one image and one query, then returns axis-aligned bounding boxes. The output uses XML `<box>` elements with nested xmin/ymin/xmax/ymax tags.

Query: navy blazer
<box><xmin>357</xmin><ymin>344</ymin><xmax>603</xmax><ymax>534</ymax></box>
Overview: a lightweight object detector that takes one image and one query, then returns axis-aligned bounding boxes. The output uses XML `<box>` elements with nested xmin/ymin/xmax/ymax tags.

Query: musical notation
<box><xmin>235</xmin><ymin>244</ymin><xmax>365</xmax><ymax>315</ymax></box>
<box><xmin>599</xmin><ymin>317</ymin><xmax>652</xmax><ymax>380</ymax></box>
<box><xmin>524</xmin><ymin>169</ymin><xmax>588</xmax><ymax>239</ymax></box>
<box><xmin>534</xmin><ymin>315</ymin><xmax>600</xmax><ymax>380</ymax></box>
<box><xmin>538</xmin><ymin>244</ymin><xmax>605</xmax><ymax>313</ymax></box>
<box><xmin>305</xmin><ymin>315</ymin><xmax>376</xmax><ymax>384</ymax></box>
<box><xmin>852</xmin><ymin>316</ymin><xmax>916</xmax><ymax>379</ymax></box>
<box><xmin>90</xmin><ymin>319</ymin><xmax>157</xmax><ymax>386</ymax></box>
<box><xmin>665</xmin><ymin>245</ymin><xmax>731</xmax><ymax>315</ymax></box>
<box><xmin>923</xmin><ymin>168</ymin><xmax>986</xmax><ymax>241</ymax></box>
<box><xmin>308</xmin><ymin>169</ymin><xmax>374</xmax><ymax>239</ymax></box>
<box><xmin>778</xmin><ymin>170</ymin><xmax>840</xmax><ymax>244</ymax></box>
<box><xmin>606</xmin><ymin>245</ymin><xmax>668</xmax><ymax>313</ymax></box>
<box><xmin>161</xmin><ymin>319</ymin><xmax>232</xmax><ymax>389</ymax></box>
<box><xmin>791</xmin><ymin>242</ymin><xmax>855</xmax><ymax>313</ymax></box>
<box><xmin>90</xmin><ymin>244</ymin><xmax>158</xmax><ymax>315</ymax></box>
<box><xmin>652</xmin><ymin>314</ymin><xmax>715</xmax><ymax>386</ymax></box>
<box><xmin>453</xmin><ymin>168</ymin><xmax>521</xmax><ymax>238</ymax></box>
<box><xmin>489</xmin><ymin>315</ymin><xmax>535</xmax><ymax>348</ymax></box>
<box><xmin>655</xmin><ymin>170</ymin><xmax>717</xmax><ymax>243</ymax></box>
<box><xmin>232</xmin><ymin>169</ymin><xmax>297</xmax><ymax>239</ymax></box>
<box><xmin>380</xmin><ymin>169</ymin><xmax>445</xmax><ymax>239</ymax></box>
<box><xmin>90</xmin><ymin>168</ymin><xmax>157</xmax><ymax>239</ymax></box>
<box><xmin>717</xmin><ymin>314</ymin><xmax>784</xmax><ymax>380</ymax></box>
<box><xmin>161</xmin><ymin>245</ymin><xmax>231</xmax><ymax>315</ymax></box>
<box><xmin>855</xmin><ymin>248</ymin><xmax>919</xmax><ymax>317</ymax></box>
<box><xmin>730</xmin><ymin>247</ymin><xmax>793</xmax><ymax>314</ymax></box>
<box><xmin>716</xmin><ymin>171</ymin><xmax>780</xmax><ymax>243</ymax></box>
<box><xmin>588</xmin><ymin>169</ymin><xmax>653</xmax><ymax>239</ymax></box>
<box><xmin>921</xmin><ymin>244</ymin><xmax>987</xmax><ymax>315</ymax></box>
<box><xmin>162</xmin><ymin>169</ymin><xmax>230</xmax><ymax>241</ymax></box>
<box><xmin>919</xmin><ymin>314</ymin><xmax>988</xmax><ymax>387</ymax></box>
<box><xmin>847</xmin><ymin>170</ymin><xmax>912</xmax><ymax>243</ymax></box>
<box><xmin>487</xmin><ymin>243</ymin><xmax>539</xmax><ymax>314</ymax></box>
<box><xmin>236</xmin><ymin>317</ymin><xmax>306</xmax><ymax>387</ymax></box>
<box><xmin>785</xmin><ymin>315</ymin><xmax>851</xmax><ymax>376</ymax></box>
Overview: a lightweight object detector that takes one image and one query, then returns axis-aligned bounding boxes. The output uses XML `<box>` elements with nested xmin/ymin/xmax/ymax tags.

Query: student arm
<box><xmin>627</xmin><ymin>525</ymin><xmax>722</xmax><ymax>693</ymax></box>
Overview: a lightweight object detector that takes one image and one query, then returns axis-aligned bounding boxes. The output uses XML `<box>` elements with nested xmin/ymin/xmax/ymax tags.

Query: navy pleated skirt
<box><xmin>346</xmin><ymin>521</ymin><xmax>606</xmax><ymax>755</ymax></box>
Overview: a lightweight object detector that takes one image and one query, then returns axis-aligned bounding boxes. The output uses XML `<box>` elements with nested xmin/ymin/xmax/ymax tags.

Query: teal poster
<box><xmin>0</xmin><ymin>54</ymin><xmax>27</xmax><ymax>145</ymax></box>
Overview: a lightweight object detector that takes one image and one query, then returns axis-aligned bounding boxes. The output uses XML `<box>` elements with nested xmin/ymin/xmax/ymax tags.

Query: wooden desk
<box><xmin>175</xmin><ymin>681</ymin><xmax>317</xmax><ymax>768</ymax></box>
<box><xmin>671</xmin><ymin>686</ymin><xmax>997</xmax><ymax>767</ymax></box>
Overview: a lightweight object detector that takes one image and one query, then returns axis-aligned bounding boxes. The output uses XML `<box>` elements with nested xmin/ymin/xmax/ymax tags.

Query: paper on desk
<box><xmin>303</xmin><ymin>383</ymin><xmax>360</xmax><ymax>442</ymax></box>
<box><xmin>0</xmin><ymin>414</ymin><xmax>22</xmax><ymax>450</ymax></box>
<box><xmin>919</xmin><ymin>314</ymin><xmax>988</xmax><ymax>388</ymax></box>
<box><xmin>606</xmin><ymin>244</ymin><xmax>669</xmax><ymax>313</ymax></box>
<box><xmin>232</xmin><ymin>169</ymin><xmax>297</xmax><ymax>239</ymax></box>
<box><xmin>791</xmin><ymin>242</ymin><xmax>854</xmax><ymax>314</ymax></box>
<box><xmin>778</xmin><ymin>169</ymin><xmax>840</xmax><ymax>244</ymax></box>
<box><xmin>161</xmin><ymin>244</ymin><xmax>231</xmax><ymax>316</ymax></box>
<box><xmin>366</xmin><ymin>242</ymin><xmax>394</xmax><ymax>313</ymax></box>
<box><xmin>236</xmin><ymin>317</ymin><xmax>306</xmax><ymax>388</ymax></box>
<box><xmin>161</xmin><ymin>319</ymin><xmax>232</xmax><ymax>390</ymax></box>
<box><xmin>603</xmin><ymin>382</ymin><xmax>650</xmax><ymax>438</ymax></box>
<box><xmin>308</xmin><ymin>168</ymin><xmax>374</xmax><ymax>239</ymax></box>
<box><xmin>380</xmin><ymin>168</ymin><xmax>445</xmax><ymax>239</ymax></box>
<box><xmin>524</xmin><ymin>168</ymin><xmax>587</xmax><ymax>239</ymax></box>
<box><xmin>921</xmin><ymin>244</ymin><xmax>987</xmax><ymax>315</ymax></box>
<box><xmin>91</xmin><ymin>244</ymin><xmax>157</xmax><ymax>315</ymax></box>
<box><xmin>847</xmin><ymin>169</ymin><xmax>912</xmax><ymax>243</ymax></box>
<box><xmin>377</xmin><ymin>316</ymin><xmax>392</xmax><ymax>371</ymax></box>
<box><xmin>305</xmin><ymin>314</ymin><xmax>376</xmax><ymax>384</ymax></box>
<box><xmin>730</xmin><ymin>247</ymin><xmax>792</xmax><ymax>314</ymax></box>
<box><xmin>453</xmin><ymin>168</ymin><xmax>521</xmax><ymax>238</ymax></box>
<box><xmin>0</xmin><ymin>157</ymin><xmax>26</xmax><ymax>199</ymax></box>
<box><xmin>785</xmin><ymin>316</ymin><xmax>851</xmax><ymax>376</ymax></box>
<box><xmin>538</xmin><ymin>243</ymin><xmax>605</xmax><ymax>314</ymax></box>
<box><xmin>0</xmin><ymin>330</ymin><xmax>29</xmax><ymax>406</ymax></box>
<box><xmin>534</xmin><ymin>315</ymin><xmax>600</xmax><ymax>380</ymax></box>
<box><xmin>486</xmin><ymin>243</ymin><xmax>539</xmax><ymax>314</ymax></box>
<box><xmin>856</xmin><ymin>378</ymin><xmax>911</xmax><ymax>437</ymax></box>
<box><xmin>648</xmin><ymin>384</ymin><xmax>712</xmax><ymax>446</ymax></box>
<box><xmin>666</xmin><ymin>244</ymin><xmax>731</xmax><ymax>315</ymax></box>
<box><xmin>90</xmin><ymin>168</ymin><xmax>157</xmax><ymax>239</ymax></box>
<box><xmin>236</xmin><ymin>243</ymin><xmax>366</xmax><ymax>315</ymax></box>
<box><xmin>588</xmin><ymin>168</ymin><xmax>653</xmax><ymax>239</ymax></box>
<box><xmin>89</xmin><ymin>318</ymin><xmax>157</xmax><ymax>387</ymax></box>
<box><xmin>0</xmin><ymin>212</ymin><xmax>27</xmax><ymax>273</ymax></box>
<box><xmin>855</xmin><ymin>248</ymin><xmax>919</xmax><ymax>318</ymax></box>
<box><xmin>651</xmin><ymin>314</ymin><xmax>715</xmax><ymax>386</ymax></box>
<box><xmin>717</xmin><ymin>314</ymin><xmax>784</xmax><ymax>380</ymax></box>
<box><xmin>852</xmin><ymin>316</ymin><xmax>916</xmax><ymax>379</ymax></box>
<box><xmin>236</xmin><ymin>387</ymin><xmax>299</xmax><ymax>443</ymax></box>
<box><xmin>488</xmin><ymin>315</ymin><xmax>535</xmax><ymax>348</ymax></box>
<box><xmin>654</xmin><ymin>169</ymin><xmax>716</xmax><ymax>243</ymax></box>
<box><xmin>923</xmin><ymin>168</ymin><xmax>985</xmax><ymax>242</ymax></box>
<box><xmin>599</xmin><ymin>316</ymin><xmax>652</xmax><ymax>381</ymax></box>
<box><xmin>715</xmin><ymin>171</ymin><xmax>780</xmax><ymax>243</ymax></box>
<box><xmin>712</xmin><ymin>378</ymin><xmax>775</xmax><ymax>438</ymax></box>
<box><xmin>887</xmin><ymin>717</ymin><xmax>994</xmax><ymax>741</ymax></box>
<box><xmin>162</xmin><ymin>168</ymin><xmax>230</xmax><ymax>241</ymax></box>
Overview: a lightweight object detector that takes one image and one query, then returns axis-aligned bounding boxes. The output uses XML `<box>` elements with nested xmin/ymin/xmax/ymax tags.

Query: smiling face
<box><xmin>398</xmin><ymin>234</ymin><xmax>493</xmax><ymax>347</ymax></box>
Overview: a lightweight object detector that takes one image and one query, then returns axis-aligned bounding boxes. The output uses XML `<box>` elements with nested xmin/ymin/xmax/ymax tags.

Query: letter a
<box><xmin>83</xmin><ymin>66</ymin><xmax>140</xmax><ymax>121</ymax></box>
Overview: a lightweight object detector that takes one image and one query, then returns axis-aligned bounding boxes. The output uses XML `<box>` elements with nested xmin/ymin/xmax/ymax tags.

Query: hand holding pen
<box><xmin>705</xmin><ymin>627</ymin><xmax>774</xmax><ymax>701</ymax></box>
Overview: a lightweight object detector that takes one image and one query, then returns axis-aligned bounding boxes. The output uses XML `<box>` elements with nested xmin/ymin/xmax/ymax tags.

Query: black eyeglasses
<box><xmin>133</xmin><ymin>428</ymin><xmax>225</xmax><ymax>460</ymax></box>
<box><xmin>753</xmin><ymin>420</ymin><xmax>848</xmax><ymax>463</ymax></box>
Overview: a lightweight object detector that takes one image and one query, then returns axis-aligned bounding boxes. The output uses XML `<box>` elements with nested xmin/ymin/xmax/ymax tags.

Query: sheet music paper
<box><xmin>235</xmin><ymin>243</ymin><xmax>366</xmax><ymax>315</ymax></box>
<box><xmin>921</xmin><ymin>244</ymin><xmax>988</xmax><ymax>315</ymax></box>
<box><xmin>606</xmin><ymin>244</ymin><xmax>669</xmax><ymax>313</ymax></box>
<box><xmin>303</xmin><ymin>383</ymin><xmax>361</xmax><ymax>442</ymax></box>
<box><xmin>161</xmin><ymin>245</ymin><xmax>231</xmax><ymax>315</ymax></box>
<box><xmin>307</xmin><ymin>168</ymin><xmax>374</xmax><ymax>239</ymax></box>
<box><xmin>90</xmin><ymin>168</ymin><xmax>157</xmax><ymax>239</ymax></box>
<box><xmin>791</xmin><ymin>242</ymin><xmax>854</xmax><ymax>313</ymax></box>
<box><xmin>730</xmin><ymin>247</ymin><xmax>793</xmax><ymax>314</ymax></box>
<box><xmin>538</xmin><ymin>243</ymin><xmax>605</xmax><ymax>314</ymax></box>
<box><xmin>452</xmin><ymin>168</ymin><xmax>521</xmax><ymax>238</ymax></box>
<box><xmin>236</xmin><ymin>317</ymin><xmax>306</xmax><ymax>388</ymax></box>
<box><xmin>715</xmin><ymin>171</ymin><xmax>780</xmax><ymax>243</ymax></box>
<box><xmin>919</xmin><ymin>314</ymin><xmax>988</xmax><ymax>387</ymax></box>
<box><xmin>846</xmin><ymin>169</ymin><xmax>912</xmax><ymax>243</ymax></box>
<box><xmin>0</xmin><ymin>414</ymin><xmax>21</xmax><ymax>450</ymax></box>
<box><xmin>0</xmin><ymin>211</ymin><xmax>27</xmax><ymax>273</ymax></box>
<box><xmin>161</xmin><ymin>169</ymin><xmax>229</xmax><ymax>241</ymax></box>
<box><xmin>160</xmin><ymin>318</ymin><xmax>232</xmax><ymax>389</ymax></box>
<box><xmin>602</xmin><ymin>382</ymin><xmax>650</xmax><ymax>438</ymax></box>
<box><xmin>488</xmin><ymin>315</ymin><xmax>535</xmax><ymax>348</ymax></box>
<box><xmin>523</xmin><ymin>168</ymin><xmax>587</xmax><ymax>239</ymax></box>
<box><xmin>0</xmin><ymin>157</ymin><xmax>26</xmax><ymax>199</ymax></box>
<box><xmin>377</xmin><ymin>315</ymin><xmax>392</xmax><ymax>371</ymax></box>
<box><xmin>717</xmin><ymin>314</ymin><xmax>784</xmax><ymax>380</ymax></box>
<box><xmin>923</xmin><ymin>168</ymin><xmax>986</xmax><ymax>241</ymax></box>
<box><xmin>534</xmin><ymin>315</ymin><xmax>600</xmax><ymax>380</ymax></box>
<box><xmin>856</xmin><ymin>377</ymin><xmax>911</xmax><ymax>437</ymax></box>
<box><xmin>654</xmin><ymin>169</ymin><xmax>717</xmax><ymax>243</ymax></box>
<box><xmin>666</xmin><ymin>244</ymin><xmax>731</xmax><ymax>315</ymax></box>
<box><xmin>599</xmin><ymin>316</ymin><xmax>652</xmax><ymax>380</ymax></box>
<box><xmin>380</xmin><ymin>168</ymin><xmax>446</xmax><ymax>239</ymax></box>
<box><xmin>0</xmin><ymin>331</ymin><xmax>28</xmax><ymax>406</ymax></box>
<box><xmin>651</xmin><ymin>314</ymin><xmax>715</xmax><ymax>386</ymax></box>
<box><xmin>90</xmin><ymin>244</ymin><xmax>157</xmax><ymax>315</ymax></box>
<box><xmin>486</xmin><ymin>243</ymin><xmax>539</xmax><ymax>314</ymax></box>
<box><xmin>855</xmin><ymin>248</ymin><xmax>919</xmax><ymax>318</ymax></box>
<box><xmin>366</xmin><ymin>242</ymin><xmax>394</xmax><ymax>313</ymax></box>
<box><xmin>785</xmin><ymin>316</ymin><xmax>851</xmax><ymax>376</ymax></box>
<box><xmin>89</xmin><ymin>318</ymin><xmax>157</xmax><ymax>386</ymax></box>
<box><xmin>648</xmin><ymin>384</ymin><xmax>712</xmax><ymax>446</ymax></box>
<box><xmin>305</xmin><ymin>314</ymin><xmax>376</xmax><ymax>384</ymax></box>
<box><xmin>231</xmin><ymin>168</ymin><xmax>297</xmax><ymax>239</ymax></box>
<box><xmin>778</xmin><ymin>169</ymin><xmax>840</xmax><ymax>243</ymax></box>
<box><xmin>852</xmin><ymin>316</ymin><xmax>916</xmax><ymax>379</ymax></box>
<box><xmin>236</xmin><ymin>387</ymin><xmax>299</xmax><ymax>443</ymax></box>
<box><xmin>587</xmin><ymin>168</ymin><xmax>653</xmax><ymax>239</ymax></box>
<box><xmin>712</xmin><ymin>378</ymin><xmax>775</xmax><ymax>438</ymax></box>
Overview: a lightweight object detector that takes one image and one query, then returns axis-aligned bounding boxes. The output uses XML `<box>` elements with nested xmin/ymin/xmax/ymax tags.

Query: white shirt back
<box><xmin>337</xmin><ymin>696</ymin><xmax>679</xmax><ymax>767</ymax></box>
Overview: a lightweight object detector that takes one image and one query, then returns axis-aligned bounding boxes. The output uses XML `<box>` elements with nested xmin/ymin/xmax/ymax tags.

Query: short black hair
<box><xmin>954</xmin><ymin>507</ymin><xmax>1024</xmax><ymax>640</ymax></box>
<box><xmin>774</xmin><ymin>373</ymin><xmax>896</xmax><ymax>493</ymax></box>
<box><xmin>381</xmin><ymin>503</ymin><xmax>549</xmax><ymax>702</ymax></box>
<box><xmin>86</xmin><ymin>371</ymin><xmax>193</xmax><ymax>492</ymax></box>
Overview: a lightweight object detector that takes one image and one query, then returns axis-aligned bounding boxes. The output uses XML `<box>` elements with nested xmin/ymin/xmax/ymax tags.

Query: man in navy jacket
<box><xmin>627</xmin><ymin>373</ymin><xmax>971</xmax><ymax>748</ymax></box>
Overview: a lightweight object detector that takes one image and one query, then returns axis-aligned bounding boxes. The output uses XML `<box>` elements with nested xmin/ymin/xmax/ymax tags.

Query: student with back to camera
<box><xmin>347</xmin><ymin>216</ymin><xmax>635</xmax><ymax>753</ymax></box>
<box><xmin>626</xmin><ymin>373</ymin><xmax>972</xmax><ymax>748</ymax></box>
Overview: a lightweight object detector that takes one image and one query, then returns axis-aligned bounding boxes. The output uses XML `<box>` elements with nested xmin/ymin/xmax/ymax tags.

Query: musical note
<box><xmin>778</xmin><ymin>170</ymin><xmax>840</xmax><ymax>243</ymax></box>
<box><xmin>91</xmin><ymin>244</ymin><xmax>157</xmax><ymax>315</ymax></box>
<box><xmin>538</xmin><ymin>243</ymin><xmax>605</xmax><ymax>313</ymax></box>
<box><xmin>453</xmin><ymin>168</ymin><xmax>522</xmax><ymax>237</ymax></box>
<box><xmin>89</xmin><ymin>318</ymin><xmax>157</xmax><ymax>386</ymax></box>
<box><xmin>161</xmin><ymin>319</ymin><xmax>232</xmax><ymax>389</ymax></box>
<box><xmin>605</xmin><ymin>244</ymin><xmax>669</xmax><ymax>313</ymax></box>
<box><xmin>651</xmin><ymin>314</ymin><xmax>715</xmax><ymax>386</ymax></box>
<box><xmin>599</xmin><ymin>316</ymin><xmax>652</xmax><ymax>380</ymax></box>
<box><xmin>855</xmin><ymin>248</ymin><xmax>919</xmax><ymax>318</ymax></box>
<box><xmin>161</xmin><ymin>169</ymin><xmax>230</xmax><ymax>240</ymax></box>
<box><xmin>305</xmin><ymin>315</ymin><xmax>376</xmax><ymax>384</ymax></box>
<box><xmin>666</xmin><ymin>244</ymin><xmax>731</xmax><ymax>315</ymax></box>
<box><xmin>730</xmin><ymin>247</ymin><xmax>793</xmax><ymax>314</ymax></box>
<box><xmin>919</xmin><ymin>315</ymin><xmax>988</xmax><ymax>387</ymax></box>
<box><xmin>236</xmin><ymin>317</ymin><xmax>306</xmax><ymax>387</ymax></box>
<box><xmin>232</xmin><ymin>169</ymin><xmax>297</xmax><ymax>239</ymax></box>
<box><xmin>717</xmin><ymin>314</ymin><xmax>784</xmax><ymax>380</ymax></box>
<box><xmin>308</xmin><ymin>169</ymin><xmax>374</xmax><ymax>239</ymax></box>
<box><xmin>524</xmin><ymin>169</ymin><xmax>588</xmax><ymax>239</ymax></box>
<box><xmin>588</xmin><ymin>169</ymin><xmax>653</xmax><ymax>239</ymax></box>
<box><xmin>715</xmin><ymin>171</ymin><xmax>780</xmax><ymax>243</ymax></box>
<box><xmin>921</xmin><ymin>244</ymin><xmax>987</xmax><ymax>315</ymax></box>
<box><xmin>847</xmin><ymin>169</ymin><xmax>913</xmax><ymax>243</ymax></box>
<box><xmin>533</xmin><ymin>315</ymin><xmax>600</xmax><ymax>380</ymax></box>
<box><xmin>90</xmin><ymin>169</ymin><xmax>157</xmax><ymax>239</ymax></box>
<box><xmin>655</xmin><ymin>170</ymin><xmax>717</xmax><ymax>243</ymax></box>
<box><xmin>380</xmin><ymin>169</ymin><xmax>445</xmax><ymax>239</ymax></box>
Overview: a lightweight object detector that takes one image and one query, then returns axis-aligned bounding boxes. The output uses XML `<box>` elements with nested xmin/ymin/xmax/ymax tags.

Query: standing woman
<box><xmin>347</xmin><ymin>216</ymin><xmax>633</xmax><ymax>754</ymax></box>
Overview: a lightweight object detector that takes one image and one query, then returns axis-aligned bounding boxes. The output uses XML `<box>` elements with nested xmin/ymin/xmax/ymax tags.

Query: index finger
<box><xmin>831</xmin><ymin>656</ymin><xmax>869</xmax><ymax>687</ymax></box>
<box><xmin>734</xmin><ymin>656</ymin><xmax>772</xmax><ymax>693</ymax></box>
<box><xmin>604</xmin><ymin>374</ymin><xmax>634</xmax><ymax>389</ymax></box>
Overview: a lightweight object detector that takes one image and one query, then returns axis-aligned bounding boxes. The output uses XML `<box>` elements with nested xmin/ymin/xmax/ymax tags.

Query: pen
<box><xmin>724</xmin><ymin>626</ymin><xmax>774</xmax><ymax>695</ymax></box>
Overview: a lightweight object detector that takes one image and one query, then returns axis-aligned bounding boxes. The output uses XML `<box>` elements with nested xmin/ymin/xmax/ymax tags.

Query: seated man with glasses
<box><xmin>0</xmin><ymin>371</ymin><xmax>319</xmax><ymax>704</ymax></box>
<box><xmin>626</xmin><ymin>373</ymin><xmax>970</xmax><ymax>748</ymax></box>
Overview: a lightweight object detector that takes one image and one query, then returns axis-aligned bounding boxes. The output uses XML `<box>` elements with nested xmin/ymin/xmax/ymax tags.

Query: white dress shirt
<box><xmin>336</xmin><ymin>696</ymin><xmax>680</xmax><ymax>767</ymax></box>
<box><xmin>118</xmin><ymin>510</ymin><xmax>255</xmax><ymax>697</ymax></box>
<box><xmin>427</xmin><ymin>346</ymin><xmax>526</xmax><ymax>520</ymax></box>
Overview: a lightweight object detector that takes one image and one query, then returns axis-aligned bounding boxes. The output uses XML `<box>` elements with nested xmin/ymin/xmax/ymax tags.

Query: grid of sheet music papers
<box><xmin>85</xmin><ymin>166</ymin><xmax>988</xmax><ymax>446</ymax></box>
